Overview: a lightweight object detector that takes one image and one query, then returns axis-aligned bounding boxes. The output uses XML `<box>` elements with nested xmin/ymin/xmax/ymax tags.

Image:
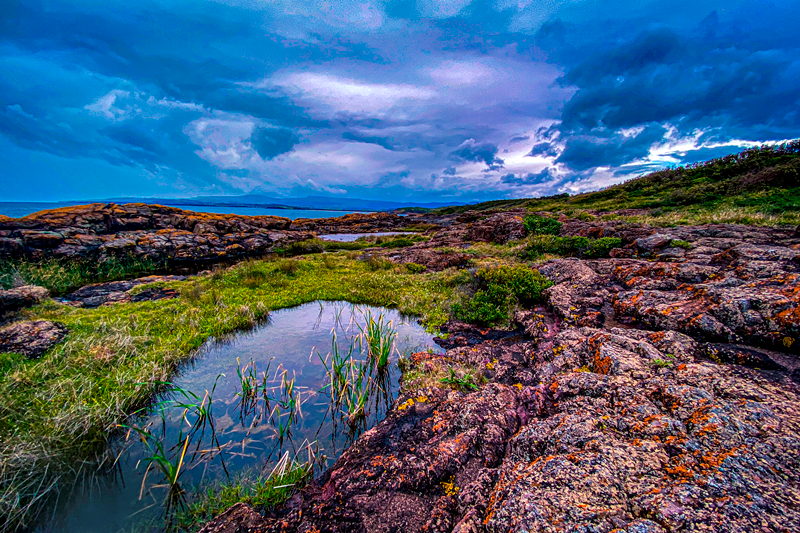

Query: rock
<box><xmin>196</xmin><ymin>502</ymin><xmax>267</xmax><ymax>533</ymax></box>
<box><xmin>0</xmin><ymin>203</ymin><xmax>308</xmax><ymax>263</ymax></box>
<box><xmin>0</xmin><ymin>320</ymin><xmax>67</xmax><ymax>358</ymax></box>
<box><xmin>635</xmin><ymin>232</ymin><xmax>674</xmax><ymax>252</ymax></box>
<box><xmin>0</xmin><ymin>285</ymin><xmax>49</xmax><ymax>313</ymax></box>
<box><xmin>60</xmin><ymin>275</ymin><xmax>186</xmax><ymax>308</ymax></box>
<box><xmin>199</xmin><ymin>218</ymin><xmax>800</xmax><ymax>533</ymax></box>
<box><xmin>463</xmin><ymin>211</ymin><xmax>527</xmax><ymax>244</ymax></box>
<box><xmin>703</xmin><ymin>343</ymin><xmax>792</xmax><ymax>371</ymax></box>
<box><xmin>289</xmin><ymin>212</ymin><xmax>409</xmax><ymax>233</ymax></box>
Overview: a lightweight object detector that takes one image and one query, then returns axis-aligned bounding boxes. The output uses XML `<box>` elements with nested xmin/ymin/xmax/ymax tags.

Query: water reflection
<box><xmin>36</xmin><ymin>301</ymin><xmax>439</xmax><ymax>533</ymax></box>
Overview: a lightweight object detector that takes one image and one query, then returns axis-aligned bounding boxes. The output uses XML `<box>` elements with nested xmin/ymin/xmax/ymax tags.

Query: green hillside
<box><xmin>431</xmin><ymin>141</ymin><xmax>800</xmax><ymax>226</ymax></box>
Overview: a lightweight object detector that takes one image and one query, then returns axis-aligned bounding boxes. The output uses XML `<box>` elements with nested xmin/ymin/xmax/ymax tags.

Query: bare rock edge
<box><xmin>197</xmin><ymin>212</ymin><xmax>800</xmax><ymax>533</ymax></box>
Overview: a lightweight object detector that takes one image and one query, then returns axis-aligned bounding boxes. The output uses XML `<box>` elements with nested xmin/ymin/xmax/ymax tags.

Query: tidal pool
<box><xmin>37</xmin><ymin>301</ymin><xmax>439</xmax><ymax>533</ymax></box>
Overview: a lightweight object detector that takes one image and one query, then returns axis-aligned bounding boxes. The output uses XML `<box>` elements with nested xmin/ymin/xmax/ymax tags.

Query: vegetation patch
<box><xmin>170</xmin><ymin>460</ymin><xmax>311</xmax><ymax>533</ymax></box>
<box><xmin>521</xmin><ymin>235</ymin><xmax>622</xmax><ymax>260</ymax></box>
<box><xmin>0</xmin><ymin>254</ymin><xmax>167</xmax><ymax>294</ymax></box>
<box><xmin>429</xmin><ymin>142</ymin><xmax>800</xmax><ymax>226</ymax></box>
<box><xmin>522</xmin><ymin>214</ymin><xmax>562</xmax><ymax>235</ymax></box>
<box><xmin>453</xmin><ymin>264</ymin><xmax>552</xmax><ymax>326</ymax></box>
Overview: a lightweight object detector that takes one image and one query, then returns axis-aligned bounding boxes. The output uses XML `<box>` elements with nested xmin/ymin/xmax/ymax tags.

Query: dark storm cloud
<box><xmin>556</xmin><ymin>125</ymin><xmax>667</xmax><ymax>171</ymax></box>
<box><xmin>251</xmin><ymin>127</ymin><xmax>300</xmax><ymax>160</ymax></box>
<box><xmin>449</xmin><ymin>139</ymin><xmax>504</xmax><ymax>169</ymax></box>
<box><xmin>526</xmin><ymin>142</ymin><xmax>559</xmax><ymax>158</ymax></box>
<box><xmin>342</xmin><ymin>132</ymin><xmax>396</xmax><ymax>151</ymax></box>
<box><xmin>539</xmin><ymin>7</ymin><xmax>800</xmax><ymax>173</ymax></box>
<box><xmin>501</xmin><ymin>168</ymin><xmax>556</xmax><ymax>187</ymax></box>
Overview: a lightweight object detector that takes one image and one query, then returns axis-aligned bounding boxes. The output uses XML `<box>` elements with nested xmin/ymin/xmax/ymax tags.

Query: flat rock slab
<box><xmin>61</xmin><ymin>275</ymin><xmax>186</xmax><ymax>308</ymax></box>
<box><xmin>0</xmin><ymin>320</ymin><xmax>67</xmax><ymax>358</ymax></box>
<box><xmin>0</xmin><ymin>285</ymin><xmax>49</xmax><ymax>313</ymax></box>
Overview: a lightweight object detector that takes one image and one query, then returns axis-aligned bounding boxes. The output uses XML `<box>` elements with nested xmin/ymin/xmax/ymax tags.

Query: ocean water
<box><xmin>0</xmin><ymin>202</ymin><xmax>366</xmax><ymax>220</ymax></box>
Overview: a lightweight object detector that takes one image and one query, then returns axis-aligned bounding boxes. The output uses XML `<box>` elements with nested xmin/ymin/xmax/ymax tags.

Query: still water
<box><xmin>318</xmin><ymin>232</ymin><xmax>406</xmax><ymax>242</ymax></box>
<box><xmin>36</xmin><ymin>301</ymin><xmax>439</xmax><ymax>533</ymax></box>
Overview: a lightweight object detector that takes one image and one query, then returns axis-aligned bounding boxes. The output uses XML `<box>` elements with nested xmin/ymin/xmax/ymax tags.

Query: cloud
<box><xmin>449</xmin><ymin>138</ymin><xmax>504</xmax><ymax>169</ymax></box>
<box><xmin>555</xmin><ymin>125</ymin><xmax>667</xmax><ymax>171</ymax></box>
<box><xmin>526</xmin><ymin>142</ymin><xmax>558</xmax><ymax>158</ymax></box>
<box><xmin>251</xmin><ymin>126</ymin><xmax>300</xmax><ymax>160</ymax></box>
<box><xmin>501</xmin><ymin>168</ymin><xmax>557</xmax><ymax>187</ymax></box>
<box><xmin>342</xmin><ymin>131</ymin><xmax>396</xmax><ymax>150</ymax></box>
<box><xmin>0</xmin><ymin>0</ymin><xmax>798</xmax><ymax>203</ymax></box>
<box><xmin>272</xmin><ymin>72</ymin><xmax>436</xmax><ymax>114</ymax></box>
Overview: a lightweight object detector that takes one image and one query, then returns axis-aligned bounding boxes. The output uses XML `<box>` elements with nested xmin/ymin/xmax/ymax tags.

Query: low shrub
<box><xmin>521</xmin><ymin>235</ymin><xmax>622</xmax><ymax>259</ymax></box>
<box><xmin>405</xmin><ymin>263</ymin><xmax>426</xmax><ymax>274</ymax></box>
<box><xmin>364</xmin><ymin>255</ymin><xmax>394</xmax><ymax>271</ymax></box>
<box><xmin>670</xmin><ymin>239</ymin><xmax>692</xmax><ymax>250</ymax></box>
<box><xmin>522</xmin><ymin>214</ymin><xmax>562</xmax><ymax>235</ymax></box>
<box><xmin>378</xmin><ymin>235</ymin><xmax>425</xmax><ymax>248</ymax></box>
<box><xmin>453</xmin><ymin>264</ymin><xmax>552</xmax><ymax>326</ymax></box>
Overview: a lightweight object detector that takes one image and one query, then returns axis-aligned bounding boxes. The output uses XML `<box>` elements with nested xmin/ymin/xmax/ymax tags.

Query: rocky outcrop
<box><xmin>200</xmin><ymin>217</ymin><xmax>800</xmax><ymax>533</ymax></box>
<box><xmin>463</xmin><ymin>211</ymin><xmax>527</xmax><ymax>244</ymax></box>
<box><xmin>535</xmin><ymin>226</ymin><xmax>800</xmax><ymax>356</ymax></box>
<box><xmin>0</xmin><ymin>285</ymin><xmax>49</xmax><ymax>314</ymax></box>
<box><xmin>0</xmin><ymin>203</ymin><xmax>312</xmax><ymax>263</ymax></box>
<box><xmin>205</xmin><ymin>318</ymin><xmax>800</xmax><ymax>533</ymax></box>
<box><xmin>0</xmin><ymin>320</ymin><xmax>67</xmax><ymax>358</ymax></box>
<box><xmin>60</xmin><ymin>275</ymin><xmax>187</xmax><ymax>308</ymax></box>
<box><xmin>290</xmin><ymin>212</ymin><xmax>410</xmax><ymax>234</ymax></box>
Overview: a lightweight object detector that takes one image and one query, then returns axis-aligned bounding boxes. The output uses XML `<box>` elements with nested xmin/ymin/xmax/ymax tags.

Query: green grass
<box><xmin>0</xmin><ymin>253</ymin><xmax>460</xmax><ymax>530</ymax></box>
<box><xmin>169</xmin><ymin>459</ymin><xmax>311</xmax><ymax>533</ymax></box>
<box><xmin>0</xmin><ymin>255</ymin><xmax>167</xmax><ymax>295</ymax></box>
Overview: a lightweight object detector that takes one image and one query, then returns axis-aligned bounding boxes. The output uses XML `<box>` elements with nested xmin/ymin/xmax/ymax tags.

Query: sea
<box><xmin>0</xmin><ymin>202</ymin><xmax>367</xmax><ymax>220</ymax></box>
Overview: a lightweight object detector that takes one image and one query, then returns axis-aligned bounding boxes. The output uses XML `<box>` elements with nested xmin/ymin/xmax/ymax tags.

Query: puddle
<box><xmin>318</xmin><ymin>232</ymin><xmax>406</xmax><ymax>242</ymax></box>
<box><xmin>36</xmin><ymin>301</ymin><xmax>439</xmax><ymax>533</ymax></box>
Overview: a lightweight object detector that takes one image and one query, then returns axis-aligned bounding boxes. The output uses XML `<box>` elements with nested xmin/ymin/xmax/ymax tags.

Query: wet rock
<box><xmin>0</xmin><ymin>285</ymin><xmax>49</xmax><ymax>313</ymax></box>
<box><xmin>0</xmin><ymin>320</ymin><xmax>67</xmax><ymax>358</ymax></box>
<box><xmin>703</xmin><ymin>343</ymin><xmax>791</xmax><ymax>371</ymax></box>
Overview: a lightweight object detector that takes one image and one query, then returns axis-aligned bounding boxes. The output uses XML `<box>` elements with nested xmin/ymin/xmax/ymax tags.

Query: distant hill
<box><xmin>430</xmin><ymin>141</ymin><xmax>800</xmax><ymax>224</ymax></box>
<box><xmin>103</xmin><ymin>194</ymin><xmax>461</xmax><ymax>212</ymax></box>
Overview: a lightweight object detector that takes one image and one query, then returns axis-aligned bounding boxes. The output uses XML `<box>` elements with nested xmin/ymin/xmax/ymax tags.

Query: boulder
<box><xmin>0</xmin><ymin>285</ymin><xmax>49</xmax><ymax>313</ymax></box>
<box><xmin>0</xmin><ymin>320</ymin><xmax>67</xmax><ymax>358</ymax></box>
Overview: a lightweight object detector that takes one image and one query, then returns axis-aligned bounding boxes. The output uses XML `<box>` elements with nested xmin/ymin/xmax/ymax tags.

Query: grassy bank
<box><xmin>0</xmin><ymin>253</ymin><xmax>460</xmax><ymax>529</ymax></box>
<box><xmin>429</xmin><ymin>142</ymin><xmax>800</xmax><ymax>226</ymax></box>
<box><xmin>0</xmin><ymin>255</ymin><xmax>168</xmax><ymax>294</ymax></box>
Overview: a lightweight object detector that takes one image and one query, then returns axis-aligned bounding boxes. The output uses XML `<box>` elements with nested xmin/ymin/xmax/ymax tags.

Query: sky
<box><xmin>1</xmin><ymin>0</ymin><xmax>799</xmax><ymax>203</ymax></box>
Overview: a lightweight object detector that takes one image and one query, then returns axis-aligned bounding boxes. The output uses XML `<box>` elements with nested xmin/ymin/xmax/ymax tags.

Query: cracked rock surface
<box><xmin>202</xmin><ymin>219</ymin><xmax>800</xmax><ymax>533</ymax></box>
